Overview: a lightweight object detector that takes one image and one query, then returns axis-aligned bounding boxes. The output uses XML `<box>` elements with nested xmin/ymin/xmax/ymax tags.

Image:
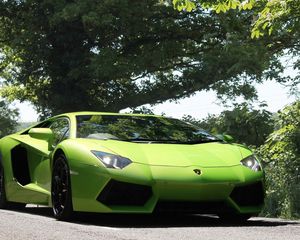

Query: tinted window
<box><xmin>49</xmin><ymin>118</ymin><xmax>70</xmax><ymax>146</ymax></box>
<box><xmin>76</xmin><ymin>115</ymin><xmax>219</xmax><ymax>144</ymax></box>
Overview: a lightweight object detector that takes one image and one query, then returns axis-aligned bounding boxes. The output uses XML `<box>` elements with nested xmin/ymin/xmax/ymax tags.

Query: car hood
<box><xmin>77</xmin><ymin>139</ymin><xmax>251</xmax><ymax>167</ymax></box>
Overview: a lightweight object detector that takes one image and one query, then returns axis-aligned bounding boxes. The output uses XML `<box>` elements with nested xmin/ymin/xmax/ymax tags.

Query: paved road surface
<box><xmin>0</xmin><ymin>206</ymin><xmax>299</xmax><ymax>240</ymax></box>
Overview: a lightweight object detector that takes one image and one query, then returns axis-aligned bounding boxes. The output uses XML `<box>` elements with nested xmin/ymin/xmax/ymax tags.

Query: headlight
<box><xmin>91</xmin><ymin>151</ymin><xmax>132</xmax><ymax>169</ymax></box>
<box><xmin>240</xmin><ymin>155</ymin><xmax>262</xmax><ymax>172</ymax></box>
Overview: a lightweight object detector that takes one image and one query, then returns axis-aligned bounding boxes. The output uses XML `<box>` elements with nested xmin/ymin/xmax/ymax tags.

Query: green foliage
<box><xmin>0</xmin><ymin>0</ymin><xmax>277</xmax><ymax>116</ymax></box>
<box><xmin>172</xmin><ymin>0</ymin><xmax>300</xmax><ymax>106</ymax></box>
<box><xmin>0</xmin><ymin>100</ymin><xmax>19</xmax><ymax>138</ymax></box>
<box><xmin>183</xmin><ymin>103</ymin><xmax>274</xmax><ymax>147</ymax></box>
<box><xmin>172</xmin><ymin>0</ymin><xmax>299</xmax><ymax>38</ymax></box>
<box><xmin>258</xmin><ymin>101</ymin><xmax>300</xmax><ymax>219</ymax></box>
<box><xmin>129</xmin><ymin>106</ymin><xmax>155</xmax><ymax>115</ymax></box>
<box><xmin>172</xmin><ymin>0</ymin><xmax>196</xmax><ymax>11</ymax></box>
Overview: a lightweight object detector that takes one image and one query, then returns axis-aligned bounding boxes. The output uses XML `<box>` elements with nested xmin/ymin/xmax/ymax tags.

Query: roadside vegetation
<box><xmin>0</xmin><ymin>0</ymin><xmax>299</xmax><ymax>219</ymax></box>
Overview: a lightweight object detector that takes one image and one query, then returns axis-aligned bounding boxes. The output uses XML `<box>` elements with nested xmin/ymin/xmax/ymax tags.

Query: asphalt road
<box><xmin>0</xmin><ymin>206</ymin><xmax>299</xmax><ymax>240</ymax></box>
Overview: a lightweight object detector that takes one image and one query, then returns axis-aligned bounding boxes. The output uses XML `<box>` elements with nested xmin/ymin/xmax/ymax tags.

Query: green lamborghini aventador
<box><xmin>0</xmin><ymin>112</ymin><xmax>264</xmax><ymax>221</ymax></box>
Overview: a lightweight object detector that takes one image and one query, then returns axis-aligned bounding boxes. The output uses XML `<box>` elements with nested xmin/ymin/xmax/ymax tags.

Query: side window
<box><xmin>49</xmin><ymin>118</ymin><xmax>70</xmax><ymax>146</ymax></box>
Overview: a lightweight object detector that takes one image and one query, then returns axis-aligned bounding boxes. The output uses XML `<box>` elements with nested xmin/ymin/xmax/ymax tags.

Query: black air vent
<box><xmin>11</xmin><ymin>145</ymin><xmax>31</xmax><ymax>186</ymax></box>
<box><xmin>97</xmin><ymin>180</ymin><xmax>152</xmax><ymax>206</ymax></box>
<box><xmin>230</xmin><ymin>181</ymin><xmax>264</xmax><ymax>207</ymax></box>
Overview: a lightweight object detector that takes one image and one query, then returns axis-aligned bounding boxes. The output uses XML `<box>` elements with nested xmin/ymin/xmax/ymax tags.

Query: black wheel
<box><xmin>0</xmin><ymin>163</ymin><xmax>26</xmax><ymax>210</ymax></box>
<box><xmin>51</xmin><ymin>154</ymin><xmax>73</xmax><ymax>221</ymax></box>
<box><xmin>0</xmin><ymin>163</ymin><xmax>7</xmax><ymax>208</ymax></box>
<box><xmin>218</xmin><ymin>213</ymin><xmax>252</xmax><ymax>223</ymax></box>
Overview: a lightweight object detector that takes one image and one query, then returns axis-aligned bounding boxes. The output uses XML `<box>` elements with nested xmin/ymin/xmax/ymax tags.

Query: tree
<box><xmin>172</xmin><ymin>0</ymin><xmax>300</xmax><ymax>95</ymax></box>
<box><xmin>183</xmin><ymin>103</ymin><xmax>274</xmax><ymax>146</ymax></box>
<box><xmin>258</xmin><ymin>101</ymin><xmax>300</xmax><ymax>218</ymax></box>
<box><xmin>0</xmin><ymin>100</ymin><xmax>19</xmax><ymax>138</ymax></box>
<box><xmin>0</xmin><ymin>0</ymin><xmax>279</xmax><ymax>116</ymax></box>
<box><xmin>172</xmin><ymin>0</ymin><xmax>300</xmax><ymax>38</ymax></box>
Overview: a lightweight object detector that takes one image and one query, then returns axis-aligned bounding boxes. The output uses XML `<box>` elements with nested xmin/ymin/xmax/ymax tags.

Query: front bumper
<box><xmin>69</xmin><ymin>162</ymin><xmax>265</xmax><ymax>215</ymax></box>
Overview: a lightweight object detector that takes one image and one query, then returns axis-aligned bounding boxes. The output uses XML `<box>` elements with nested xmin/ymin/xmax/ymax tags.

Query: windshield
<box><xmin>76</xmin><ymin>115</ymin><xmax>219</xmax><ymax>144</ymax></box>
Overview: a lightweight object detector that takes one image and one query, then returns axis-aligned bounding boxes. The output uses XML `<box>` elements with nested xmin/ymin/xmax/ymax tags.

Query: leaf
<box><xmin>215</xmin><ymin>2</ymin><xmax>228</xmax><ymax>13</ymax></box>
<box><xmin>262</xmin><ymin>22</ymin><xmax>269</xmax><ymax>30</ymax></box>
<box><xmin>268</xmin><ymin>26</ymin><xmax>273</xmax><ymax>35</ymax></box>
<box><xmin>215</xmin><ymin>4</ymin><xmax>222</xmax><ymax>13</ymax></box>
<box><xmin>251</xmin><ymin>29</ymin><xmax>259</xmax><ymax>39</ymax></box>
<box><xmin>185</xmin><ymin>0</ymin><xmax>196</xmax><ymax>12</ymax></box>
<box><xmin>230</xmin><ymin>1</ymin><xmax>239</xmax><ymax>10</ymax></box>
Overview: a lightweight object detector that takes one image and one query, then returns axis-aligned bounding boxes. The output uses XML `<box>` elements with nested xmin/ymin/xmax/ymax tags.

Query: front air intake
<box><xmin>230</xmin><ymin>181</ymin><xmax>264</xmax><ymax>207</ymax></box>
<box><xmin>97</xmin><ymin>179</ymin><xmax>152</xmax><ymax>206</ymax></box>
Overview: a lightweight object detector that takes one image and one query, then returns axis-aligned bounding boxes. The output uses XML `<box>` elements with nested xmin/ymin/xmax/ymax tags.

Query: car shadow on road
<box><xmin>19</xmin><ymin>206</ymin><xmax>300</xmax><ymax>228</ymax></box>
<box><xmin>72</xmin><ymin>213</ymin><xmax>300</xmax><ymax>228</ymax></box>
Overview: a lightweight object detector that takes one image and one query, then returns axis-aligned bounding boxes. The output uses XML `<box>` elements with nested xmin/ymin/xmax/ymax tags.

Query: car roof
<box><xmin>55</xmin><ymin>111</ymin><xmax>163</xmax><ymax>119</ymax></box>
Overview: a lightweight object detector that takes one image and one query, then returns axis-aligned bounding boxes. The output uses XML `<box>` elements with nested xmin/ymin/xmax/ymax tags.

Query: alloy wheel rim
<box><xmin>52</xmin><ymin>159</ymin><xmax>69</xmax><ymax>216</ymax></box>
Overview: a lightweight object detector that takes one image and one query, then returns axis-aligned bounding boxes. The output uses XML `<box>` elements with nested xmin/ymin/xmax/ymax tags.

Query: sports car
<box><xmin>0</xmin><ymin>112</ymin><xmax>265</xmax><ymax>221</ymax></box>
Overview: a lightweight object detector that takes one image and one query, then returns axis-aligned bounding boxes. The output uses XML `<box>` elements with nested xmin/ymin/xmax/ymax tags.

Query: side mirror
<box><xmin>28</xmin><ymin>128</ymin><xmax>54</xmax><ymax>150</ymax></box>
<box><xmin>216</xmin><ymin>134</ymin><xmax>234</xmax><ymax>143</ymax></box>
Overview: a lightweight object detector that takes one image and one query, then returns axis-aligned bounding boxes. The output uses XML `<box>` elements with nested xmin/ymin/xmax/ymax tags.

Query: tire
<box><xmin>51</xmin><ymin>154</ymin><xmax>73</xmax><ymax>221</ymax></box>
<box><xmin>218</xmin><ymin>213</ymin><xmax>252</xmax><ymax>223</ymax></box>
<box><xmin>0</xmin><ymin>163</ymin><xmax>26</xmax><ymax>210</ymax></box>
<box><xmin>0</xmin><ymin>163</ymin><xmax>8</xmax><ymax>208</ymax></box>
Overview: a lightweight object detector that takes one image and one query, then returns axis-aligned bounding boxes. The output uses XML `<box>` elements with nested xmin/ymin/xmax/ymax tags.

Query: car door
<box><xmin>7</xmin><ymin>117</ymin><xmax>70</xmax><ymax>204</ymax></box>
<box><xmin>34</xmin><ymin>118</ymin><xmax>70</xmax><ymax>192</ymax></box>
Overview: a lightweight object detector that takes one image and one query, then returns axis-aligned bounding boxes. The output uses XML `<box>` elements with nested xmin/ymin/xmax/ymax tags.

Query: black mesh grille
<box><xmin>154</xmin><ymin>201</ymin><xmax>231</xmax><ymax>214</ymax></box>
<box><xmin>230</xmin><ymin>181</ymin><xmax>264</xmax><ymax>207</ymax></box>
<box><xmin>97</xmin><ymin>180</ymin><xmax>152</xmax><ymax>206</ymax></box>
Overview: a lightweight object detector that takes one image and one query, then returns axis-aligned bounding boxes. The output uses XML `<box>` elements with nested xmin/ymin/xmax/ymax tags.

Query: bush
<box><xmin>258</xmin><ymin>101</ymin><xmax>300</xmax><ymax>219</ymax></box>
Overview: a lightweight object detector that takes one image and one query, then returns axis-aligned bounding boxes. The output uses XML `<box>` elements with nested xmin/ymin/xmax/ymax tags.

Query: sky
<box><xmin>13</xmin><ymin>79</ymin><xmax>298</xmax><ymax>122</ymax></box>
